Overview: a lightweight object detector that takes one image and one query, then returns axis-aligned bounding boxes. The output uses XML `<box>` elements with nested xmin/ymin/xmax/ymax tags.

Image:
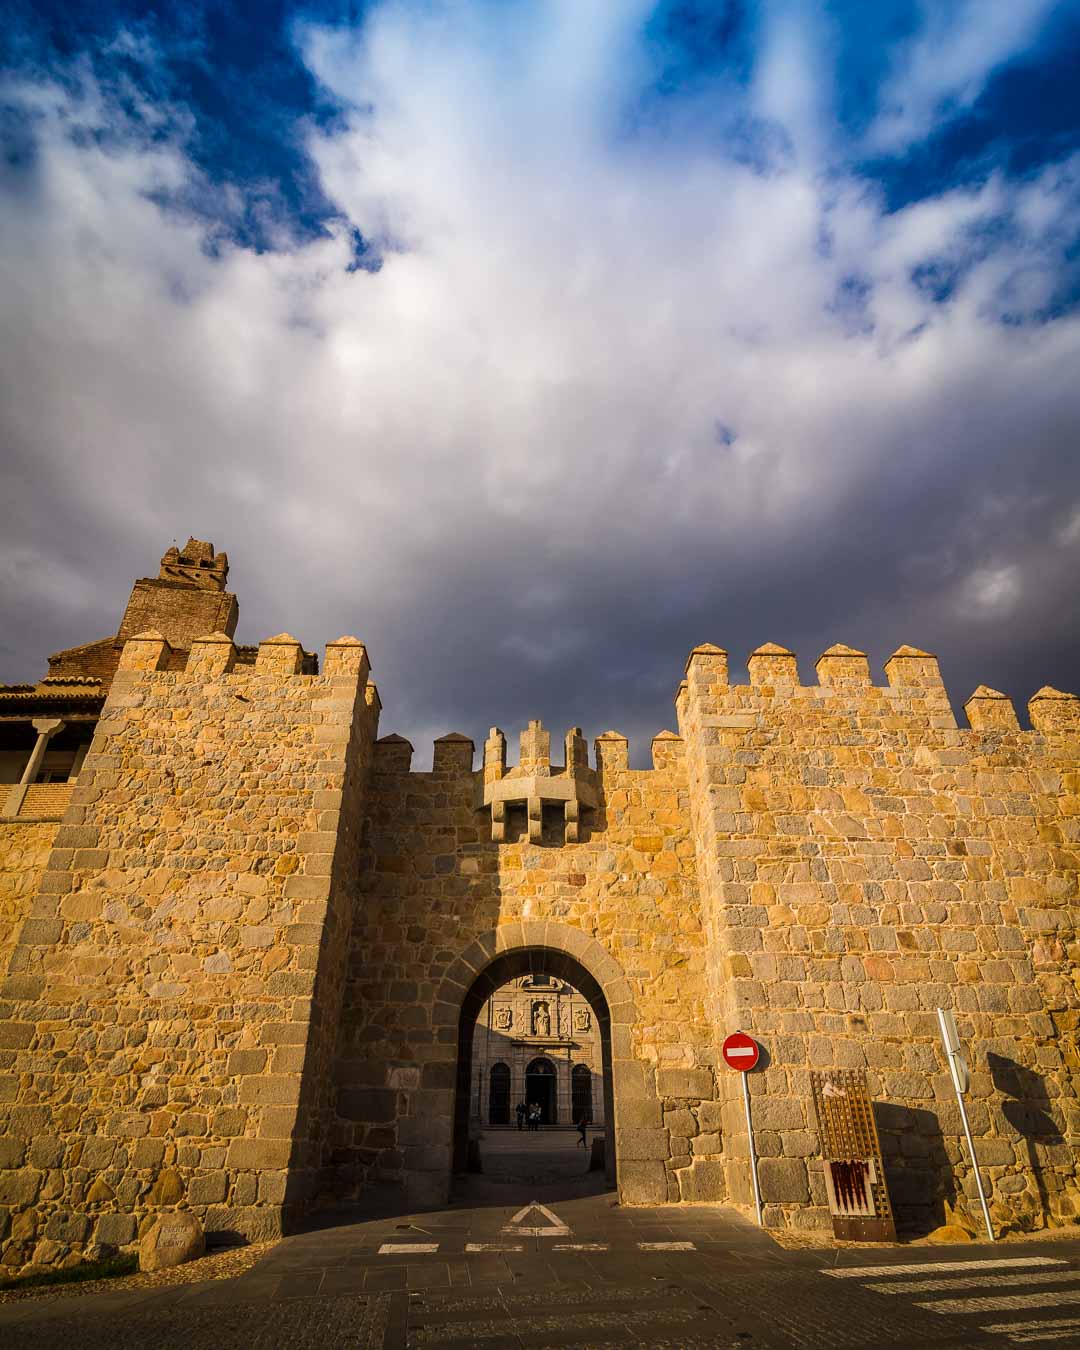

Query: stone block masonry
<box><xmin>0</xmin><ymin>630</ymin><xmax>378</xmax><ymax>1272</ymax></box>
<box><xmin>679</xmin><ymin>642</ymin><xmax>1080</xmax><ymax>1233</ymax></box>
<box><xmin>335</xmin><ymin>721</ymin><xmax>721</xmax><ymax>1208</ymax></box>
<box><xmin>0</xmin><ymin>534</ymin><xmax>1078</xmax><ymax>1275</ymax></box>
<box><xmin>0</xmin><ymin>822</ymin><xmax>58</xmax><ymax>975</ymax></box>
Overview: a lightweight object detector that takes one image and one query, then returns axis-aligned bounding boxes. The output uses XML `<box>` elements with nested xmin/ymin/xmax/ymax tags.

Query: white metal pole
<box><xmin>938</xmin><ymin>1009</ymin><xmax>994</xmax><ymax>1242</ymax></box>
<box><xmin>742</xmin><ymin>1070</ymin><xmax>763</xmax><ymax>1226</ymax></box>
<box><xmin>954</xmin><ymin>1078</ymin><xmax>994</xmax><ymax>1242</ymax></box>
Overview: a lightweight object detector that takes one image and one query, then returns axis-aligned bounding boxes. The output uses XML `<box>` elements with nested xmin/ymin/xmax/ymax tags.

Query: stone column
<box><xmin>512</xmin><ymin>1046</ymin><xmax>526</xmax><ymax>1124</ymax></box>
<box><xmin>557</xmin><ymin>1051</ymin><xmax>572</xmax><ymax>1126</ymax></box>
<box><xmin>3</xmin><ymin>718</ymin><xmax>64</xmax><ymax>818</ymax></box>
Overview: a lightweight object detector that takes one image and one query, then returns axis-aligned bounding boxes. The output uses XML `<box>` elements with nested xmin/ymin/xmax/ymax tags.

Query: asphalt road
<box><xmin>4</xmin><ymin>1139</ymin><xmax>1080</xmax><ymax>1348</ymax></box>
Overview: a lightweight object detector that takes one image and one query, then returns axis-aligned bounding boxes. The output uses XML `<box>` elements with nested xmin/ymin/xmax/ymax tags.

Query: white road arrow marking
<box><xmin>501</xmin><ymin>1200</ymin><xmax>571</xmax><ymax>1237</ymax></box>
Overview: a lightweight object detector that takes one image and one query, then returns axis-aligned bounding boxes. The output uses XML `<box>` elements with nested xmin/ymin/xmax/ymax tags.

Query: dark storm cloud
<box><xmin>2</xmin><ymin>0</ymin><xmax>1079</xmax><ymax>768</ymax></box>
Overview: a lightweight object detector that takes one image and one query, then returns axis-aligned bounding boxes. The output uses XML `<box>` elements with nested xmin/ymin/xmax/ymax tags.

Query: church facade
<box><xmin>0</xmin><ymin>536</ymin><xmax>1078</xmax><ymax>1275</ymax></box>
<box><xmin>471</xmin><ymin>975</ymin><xmax>605</xmax><ymax>1128</ymax></box>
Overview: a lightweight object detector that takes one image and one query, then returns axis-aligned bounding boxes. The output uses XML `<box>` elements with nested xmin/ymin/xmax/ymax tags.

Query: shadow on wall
<box><xmin>988</xmin><ymin>1053</ymin><xmax>1065</xmax><ymax>1224</ymax></box>
<box><xmin>873</xmin><ymin>1102</ymin><xmax>955</xmax><ymax>1238</ymax></box>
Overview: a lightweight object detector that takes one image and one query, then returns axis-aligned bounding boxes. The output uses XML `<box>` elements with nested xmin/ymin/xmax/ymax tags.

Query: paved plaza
<box><xmin>4</xmin><ymin>1139</ymin><xmax>1080</xmax><ymax>1348</ymax></box>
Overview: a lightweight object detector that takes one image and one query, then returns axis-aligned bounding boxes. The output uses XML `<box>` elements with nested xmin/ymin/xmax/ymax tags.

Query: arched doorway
<box><xmin>489</xmin><ymin>1062</ymin><xmax>510</xmax><ymax>1124</ymax></box>
<box><xmin>525</xmin><ymin>1057</ymin><xmax>556</xmax><ymax>1125</ymax></box>
<box><xmin>451</xmin><ymin>942</ymin><xmax>621</xmax><ymax>1186</ymax></box>
<box><xmin>572</xmin><ymin>1064</ymin><xmax>593</xmax><ymax>1124</ymax></box>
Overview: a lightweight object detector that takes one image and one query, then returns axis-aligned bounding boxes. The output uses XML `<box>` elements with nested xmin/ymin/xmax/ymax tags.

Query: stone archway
<box><xmin>438</xmin><ymin>921</ymin><xmax>639</xmax><ymax>1195</ymax></box>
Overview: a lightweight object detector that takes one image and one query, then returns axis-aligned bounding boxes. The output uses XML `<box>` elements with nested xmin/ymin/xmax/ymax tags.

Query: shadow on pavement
<box><xmin>297</xmin><ymin>1131</ymin><xmax>613</xmax><ymax>1235</ymax></box>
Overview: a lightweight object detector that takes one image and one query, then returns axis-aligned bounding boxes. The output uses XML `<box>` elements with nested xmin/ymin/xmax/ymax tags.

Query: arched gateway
<box><xmin>332</xmin><ymin>717</ymin><xmax>712</xmax><ymax>1217</ymax></box>
<box><xmin>445</xmin><ymin>925</ymin><xmax>636</xmax><ymax>1187</ymax></box>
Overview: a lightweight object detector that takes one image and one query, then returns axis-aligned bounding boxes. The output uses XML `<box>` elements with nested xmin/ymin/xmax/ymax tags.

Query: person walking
<box><xmin>515</xmin><ymin>1101</ymin><xmax>526</xmax><ymax>1131</ymax></box>
<box><xmin>529</xmin><ymin>1102</ymin><xmax>540</xmax><ymax>1131</ymax></box>
<box><xmin>576</xmin><ymin>1114</ymin><xmax>588</xmax><ymax>1148</ymax></box>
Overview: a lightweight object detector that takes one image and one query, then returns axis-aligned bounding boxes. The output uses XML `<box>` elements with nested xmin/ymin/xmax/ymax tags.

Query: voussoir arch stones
<box><xmin>433</xmin><ymin>921</ymin><xmax>664</xmax><ymax>1204</ymax></box>
<box><xmin>433</xmin><ymin>920</ymin><xmax>637</xmax><ymax>1034</ymax></box>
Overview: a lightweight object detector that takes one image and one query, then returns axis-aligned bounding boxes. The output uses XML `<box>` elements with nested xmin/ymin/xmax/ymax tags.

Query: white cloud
<box><xmin>1</xmin><ymin>3</ymin><xmax>1079</xmax><ymax>753</ymax></box>
<box><xmin>865</xmin><ymin>0</ymin><xmax>1059</xmax><ymax>153</ymax></box>
<box><xmin>960</xmin><ymin>564</ymin><xmax>1023</xmax><ymax>617</ymax></box>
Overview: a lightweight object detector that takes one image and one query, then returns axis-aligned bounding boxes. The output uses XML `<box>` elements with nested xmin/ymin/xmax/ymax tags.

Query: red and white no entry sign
<box><xmin>722</xmin><ymin>1031</ymin><xmax>760</xmax><ymax>1072</ymax></box>
<box><xmin>724</xmin><ymin>1031</ymin><xmax>763</xmax><ymax>1225</ymax></box>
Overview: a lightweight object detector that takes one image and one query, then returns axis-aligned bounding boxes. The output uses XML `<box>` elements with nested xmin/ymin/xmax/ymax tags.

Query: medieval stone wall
<box><xmin>0</xmin><ymin>822</ymin><xmax>57</xmax><ymax>978</ymax></box>
<box><xmin>331</xmin><ymin>726</ymin><xmax>722</xmax><ymax>1207</ymax></box>
<box><xmin>0</xmin><ymin>630</ymin><xmax>377</xmax><ymax>1273</ymax></box>
<box><xmin>1</xmin><ymin>548</ymin><xmax>1078</xmax><ymax>1273</ymax></box>
<box><xmin>679</xmin><ymin>641</ymin><xmax>1080</xmax><ymax>1233</ymax></box>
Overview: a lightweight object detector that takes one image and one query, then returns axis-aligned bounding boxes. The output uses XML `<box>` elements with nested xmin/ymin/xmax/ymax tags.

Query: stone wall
<box><xmin>116</xmin><ymin>580</ymin><xmax>238</xmax><ymax>648</ymax></box>
<box><xmin>1</xmin><ymin>600</ymin><xmax>1078</xmax><ymax>1269</ymax></box>
<box><xmin>679</xmin><ymin>642</ymin><xmax>1080</xmax><ymax>1234</ymax></box>
<box><xmin>0</xmin><ymin>822</ymin><xmax>57</xmax><ymax>977</ymax></box>
<box><xmin>0</xmin><ymin>630</ymin><xmax>377</xmax><ymax>1273</ymax></box>
<box><xmin>331</xmin><ymin>724</ymin><xmax>723</xmax><ymax>1207</ymax></box>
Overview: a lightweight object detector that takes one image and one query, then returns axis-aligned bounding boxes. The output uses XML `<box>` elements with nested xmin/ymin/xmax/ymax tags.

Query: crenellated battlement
<box><xmin>681</xmin><ymin>639</ymin><xmax>1080</xmax><ymax>735</ymax></box>
<box><xmin>372</xmin><ymin>720</ymin><xmax>687</xmax><ymax>784</ymax></box>
<box><xmin>116</xmin><ymin>629</ymin><xmax>371</xmax><ymax>689</ymax></box>
<box><xmin>364</xmin><ymin>716</ymin><xmax>688</xmax><ymax>845</ymax></box>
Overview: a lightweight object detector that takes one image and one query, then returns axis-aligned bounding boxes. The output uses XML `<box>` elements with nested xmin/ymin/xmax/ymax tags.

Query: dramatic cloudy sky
<box><xmin>2</xmin><ymin>1</ymin><xmax>1079</xmax><ymax>764</ymax></box>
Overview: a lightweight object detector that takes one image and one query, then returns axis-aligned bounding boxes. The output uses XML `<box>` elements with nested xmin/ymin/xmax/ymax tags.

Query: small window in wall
<box><xmin>489</xmin><ymin>1062</ymin><xmax>511</xmax><ymax>1125</ymax></box>
<box><xmin>572</xmin><ymin>1064</ymin><xmax>592</xmax><ymax>1124</ymax></box>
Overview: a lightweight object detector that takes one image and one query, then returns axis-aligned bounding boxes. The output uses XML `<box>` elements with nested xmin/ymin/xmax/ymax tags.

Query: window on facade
<box><xmin>489</xmin><ymin>1062</ymin><xmax>511</xmax><ymax>1125</ymax></box>
<box><xmin>571</xmin><ymin>1064</ymin><xmax>592</xmax><ymax>1123</ymax></box>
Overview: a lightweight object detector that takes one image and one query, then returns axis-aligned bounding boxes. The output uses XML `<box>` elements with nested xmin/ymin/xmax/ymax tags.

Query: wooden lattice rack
<box><xmin>810</xmin><ymin>1068</ymin><xmax>896</xmax><ymax>1242</ymax></box>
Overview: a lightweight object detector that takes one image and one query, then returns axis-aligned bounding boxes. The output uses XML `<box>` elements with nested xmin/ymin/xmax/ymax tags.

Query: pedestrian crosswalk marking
<box><xmin>824</xmin><ymin>1256</ymin><xmax>1067</xmax><ymax>1279</ymax></box>
<box><xmin>918</xmin><ymin>1287</ymin><xmax>1080</xmax><ymax>1316</ymax></box>
<box><xmin>821</xmin><ymin>1251</ymin><xmax>1080</xmax><ymax>1345</ymax></box>
<box><xmin>374</xmin><ymin>1236</ymin><xmax>705</xmax><ymax>1256</ymax></box>
<box><xmin>871</xmin><ymin>1270</ymin><xmax>1073</xmax><ymax>1296</ymax></box>
<box><xmin>502</xmin><ymin>1201</ymin><xmax>571</xmax><ymax>1237</ymax></box>
<box><xmin>1007</xmin><ymin>1330</ymin><xmax>1080</xmax><ymax>1345</ymax></box>
<box><xmin>985</xmin><ymin>1317</ymin><xmax>1080</xmax><ymax>1344</ymax></box>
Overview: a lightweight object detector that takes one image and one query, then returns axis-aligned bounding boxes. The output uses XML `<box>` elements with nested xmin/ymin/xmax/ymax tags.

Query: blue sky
<box><xmin>2</xmin><ymin>1</ymin><xmax>1079</xmax><ymax>758</ymax></box>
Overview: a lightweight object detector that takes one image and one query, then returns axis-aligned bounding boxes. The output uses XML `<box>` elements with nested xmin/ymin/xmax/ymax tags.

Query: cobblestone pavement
<box><xmin>4</xmin><ymin>1176</ymin><xmax>1080</xmax><ymax>1348</ymax></box>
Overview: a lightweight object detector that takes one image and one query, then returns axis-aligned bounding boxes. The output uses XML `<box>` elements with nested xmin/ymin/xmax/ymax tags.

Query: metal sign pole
<box><xmin>742</xmin><ymin>1070</ymin><xmax>763</xmax><ymax>1227</ymax></box>
<box><xmin>937</xmin><ymin>1009</ymin><xmax>994</xmax><ymax>1242</ymax></box>
<box><xmin>957</xmin><ymin>1090</ymin><xmax>995</xmax><ymax>1242</ymax></box>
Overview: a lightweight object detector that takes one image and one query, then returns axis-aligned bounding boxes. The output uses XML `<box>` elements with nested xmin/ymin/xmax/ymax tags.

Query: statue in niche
<box><xmin>574</xmin><ymin>1007</ymin><xmax>591</xmax><ymax>1032</ymax></box>
<box><xmin>494</xmin><ymin>1007</ymin><xmax>512</xmax><ymax>1031</ymax></box>
<box><xmin>532</xmin><ymin>1002</ymin><xmax>551</xmax><ymax>1037</ymax></box>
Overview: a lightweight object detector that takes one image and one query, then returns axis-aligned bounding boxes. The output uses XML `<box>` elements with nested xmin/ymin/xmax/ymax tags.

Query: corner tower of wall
<box><xmin>679</xmin><ymin>641</ymin><xmax>1080</xmax><ymax>1233</ymax></box>
<box><xmin>0</xmin><ymin>631</ymin><xmax>378</xmax><ymax>1271</ymax></box>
